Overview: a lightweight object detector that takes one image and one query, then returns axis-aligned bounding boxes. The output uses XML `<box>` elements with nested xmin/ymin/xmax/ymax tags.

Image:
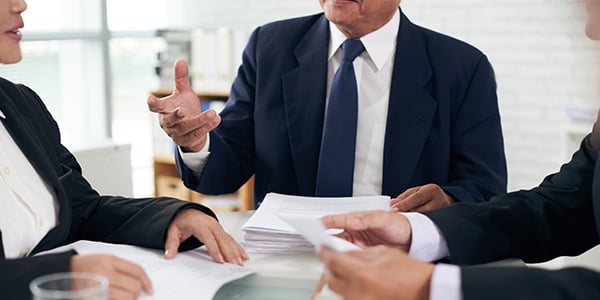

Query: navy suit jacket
<box><xmin>177</xmin><ymin>10</ymin><xmax>507</xmax><ymax>207</ymax></box>
<box><xmin>425</xmin><ymin>120</ymin><xmax>600</xmax><ymax>299</ymax></box>
<box><xmin>0</xmin><ymin>78</ymin><xmax>215</xmax><ymax>299</ymax></box>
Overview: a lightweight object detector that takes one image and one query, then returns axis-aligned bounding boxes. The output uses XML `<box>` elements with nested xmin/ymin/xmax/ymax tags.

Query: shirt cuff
<box><xmin>178</xmin><ymin>135</ymin><xmax>210</xmax><ymax>173</ymax></box>
<box><xmin>403</xmin><ymin>212</ymin><xmax>450</xmax><ymax>262</ymax></box>
<box><xmin>430</xmin><ymin>263</ymin><xmax>463</xmax><ymax>300</ymax></box>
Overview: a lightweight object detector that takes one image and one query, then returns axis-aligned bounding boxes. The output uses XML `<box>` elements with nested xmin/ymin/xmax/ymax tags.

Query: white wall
<box><xmin>165</xmin><ymin>0</ymin><xmax>321</xmax><ymax>30</ymax></box>
<box><xmin>401</xmin><ymin>0</ymin><xmax>600</xmax><ymax>190</ymax></box>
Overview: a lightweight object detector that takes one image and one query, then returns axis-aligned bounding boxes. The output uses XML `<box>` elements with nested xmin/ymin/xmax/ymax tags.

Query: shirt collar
<box><xmin>0</xmin><ymin>108</ymin><xmax>5</xmax><ymax>119</ymax></box>
<box><xmin>328</xmin><ymin>8</ymin><xmax>400</xmax><ymax>71</ymax></box>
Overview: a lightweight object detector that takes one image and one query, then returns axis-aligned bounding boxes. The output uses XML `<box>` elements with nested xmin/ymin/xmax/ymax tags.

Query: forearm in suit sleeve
<box><xmin>20</xmin><ymin>71</ymin><xmax>220</xmax><ymax>254</ymax></box>
<box><xmin>441</xmin><ymin>56</ymin><xmax>507</xmax><ymax>204</ymax></box>
<box><xmin>0</xmin><ymin>251</ymin><xmax>74</xmax><ymax>299</ymax></box>
<box><xmin>57</xmin><ymin>143</ymin><xmax>217</xmax><ymax>251</ymax></box>
<box><xmin>425</xmin><ymin>133</ymin><xmax>599</xmax><ymax>265</ymax></box>
<box><xmin>461</xmin><ymin>266</ymin><xmax>600</xmax><ymax>300</ymax></box>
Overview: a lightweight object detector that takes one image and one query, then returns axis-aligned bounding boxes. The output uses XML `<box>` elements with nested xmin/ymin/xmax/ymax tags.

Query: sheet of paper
<box><xmin>242</xmin><ymin>193</ymin><xmax>390</xmax><ymax>233</ymax></box>
<box><xmin>39</xmin><ymin>241</ymin><xmax>254</xmax><ymax>300</ymax></box>
<box><xmin>277</xmin><ymin>214</ymin><xmax>360</xmax><ymax>252</ymax></box>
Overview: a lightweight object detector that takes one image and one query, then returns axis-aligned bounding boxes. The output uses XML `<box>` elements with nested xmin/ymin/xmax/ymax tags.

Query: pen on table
<box><xmin>311</xmin><ymin>273</ymin><xmax>327</xmax><ymax>300</ymax></box>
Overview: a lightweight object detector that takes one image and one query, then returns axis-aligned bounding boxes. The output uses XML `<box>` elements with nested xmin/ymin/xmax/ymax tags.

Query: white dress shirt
<box><xmin>404</xmin><ymin>213</ymin><xmax>463</xmax><ymax>300</ymax></box>
<box><xmin>0</xmin><ymin>109</ymin><xmax>57</xmax><ymax>258</ymax></box>
<box><xmin>327</xmin><ymin>10</ymin><xmax>398</xmax><ymax>196</ymax></box>
<box><xmin>181</xmin><ymin>10</ymin><xmax>400</xmax><ymax>197</ymax></box>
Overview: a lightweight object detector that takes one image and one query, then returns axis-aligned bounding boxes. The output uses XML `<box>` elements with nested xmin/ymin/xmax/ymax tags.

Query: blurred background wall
<box><xmin>2</xmin><ymin>0</ymin><xmax>599</xmax><ymax>196</ymax></box>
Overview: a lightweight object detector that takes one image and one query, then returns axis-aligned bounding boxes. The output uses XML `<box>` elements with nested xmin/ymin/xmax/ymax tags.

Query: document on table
<box><xmin>243</xmin><ymin>193</ymin><xmax>390</xmax><ymax>233</ymax></box>
<box><xmin>38</xmin><ymin>240</ymin><xmax>254</xmax><ymax>300</ymax></box>
<box><xmin>277</xmin><ymin>214</ymin><xmax>361</xmax><ymax>252</ymax></box>
<box><xmin>241</xmin><ymin>193</ymin><xmax>389</xmax><ymax>254</ymax></box>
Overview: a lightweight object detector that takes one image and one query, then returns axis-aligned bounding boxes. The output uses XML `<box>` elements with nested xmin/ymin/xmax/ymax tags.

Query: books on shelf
<box><xmin>241</xmin><ymin>193</ymin><xmax>390</xmax><ymax>255</ymax></box>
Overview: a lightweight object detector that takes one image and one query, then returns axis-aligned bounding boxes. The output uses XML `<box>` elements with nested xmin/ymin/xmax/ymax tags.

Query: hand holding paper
<box><xmin>277</xmin><ymin>214</ymin><xmax>360</xmax><ymax>252</ymax></box>
<box><xmin>240</xmin><ymin>193</ymin><xmax>389</xmax><ymax>255</ymax></box>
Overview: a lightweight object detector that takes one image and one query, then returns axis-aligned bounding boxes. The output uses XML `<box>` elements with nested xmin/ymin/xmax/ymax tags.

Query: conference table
<box><xmin>214</xmin><ymin>211</ymin><xmax>333</xmax><ymax>300</ymax></box>
<box><xmin>211</xmin><ymin>211</ymin><xmax>525</xmax><ymax>300</ymax></box>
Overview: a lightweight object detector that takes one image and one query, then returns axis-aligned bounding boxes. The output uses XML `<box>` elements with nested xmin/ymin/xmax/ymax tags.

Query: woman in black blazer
<box><xmin>0</xmin><ymin>1</ymin><xmax>247</xmax><ymax>299</ymax></box>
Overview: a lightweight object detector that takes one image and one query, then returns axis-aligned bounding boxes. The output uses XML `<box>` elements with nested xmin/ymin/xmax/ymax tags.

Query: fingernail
<box><xmin>164</xmin><ymin>249</ymin><xmax>170</xmax><ymax>258</ymax></box>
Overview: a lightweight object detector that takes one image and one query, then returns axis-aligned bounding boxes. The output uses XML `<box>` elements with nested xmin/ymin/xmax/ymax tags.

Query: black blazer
<box><xmin>177</xmin><ymin>10</ymin><xmax>507</xmax><ymax>207</ymax></box>
<box><xmin>0</xmin><ymin>77</ymin><xmax>216</xmax><ymax>299</ymax></box>
<box><xmin>425</xmin><ymin>119</ymin><xmax>600</xmax><ymax>299</ymax></box>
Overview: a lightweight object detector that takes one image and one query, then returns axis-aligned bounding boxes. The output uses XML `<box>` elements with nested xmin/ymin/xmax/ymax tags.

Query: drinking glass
<box><xmin>30</xmin><ymin>272</ymin><xmax>108</xmax><ymax>300</ymax></box>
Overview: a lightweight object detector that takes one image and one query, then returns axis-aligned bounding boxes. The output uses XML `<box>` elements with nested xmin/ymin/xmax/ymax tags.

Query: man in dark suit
<box><xmin>315</xmin><ymin>2</ymin><xmax>600</xmax><ymax>299</ymax></box>
<box><xmin>0</xmin><ymin>1</ymin><xmax>247</xmax><ymax>299</ymax></box>
<box><xmin>148</xmin><ymin>0</ymin><xmax>507</xmax><ymax>210</ymax></box>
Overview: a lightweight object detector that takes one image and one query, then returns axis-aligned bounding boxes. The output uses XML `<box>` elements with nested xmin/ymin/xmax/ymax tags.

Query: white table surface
<box><xmin>213</xmin><ymin>211</ymin><xmax>529</xmax><ymax>300</ymax></box>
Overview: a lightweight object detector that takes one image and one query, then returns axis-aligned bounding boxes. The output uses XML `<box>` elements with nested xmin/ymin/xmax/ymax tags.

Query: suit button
<box><xmin>2</xmin><ymin>166</ymin><xmax>9</xmax><ymax>176</ymax></box>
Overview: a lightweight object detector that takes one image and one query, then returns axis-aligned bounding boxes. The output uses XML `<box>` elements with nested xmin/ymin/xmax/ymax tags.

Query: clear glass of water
<box><xmin>30</xmin><ymin>272</ymin><xmax>108</xmax><ymax>300</ymax></box>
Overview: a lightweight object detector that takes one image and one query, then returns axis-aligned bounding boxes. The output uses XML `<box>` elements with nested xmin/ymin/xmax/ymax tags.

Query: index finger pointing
<box><xmin>148</xmin><ymin>94</ymin><xmax>177</xmax><ymax>114</ymax></box>
<box><xmin>164</xmin><ymin>226</ymin><xmax>182</xmax><ymax>260</ymax></box>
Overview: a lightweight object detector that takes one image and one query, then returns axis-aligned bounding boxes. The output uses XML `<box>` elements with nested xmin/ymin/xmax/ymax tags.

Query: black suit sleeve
<box><xmin>461</xmin><ymin>266</ymin><xmax>600</xmax><ymax>300</ymax></box>
<box><xmin>440</xmin><ymin>56</ymin><xmax>507</xmax><ymax>204</ymax></box>
<box><xmin>58</xmin><ymin>143</ymin><xmax>217</xmax><ymax>251</ymax></box>
<box><xmin>0</xmin><ymin>82</ymin><xmax>221</xmax><ymax>299</ymax></box>
<box><xmin>16</xmin><ymin>82</ymin><xmax>218</xmax><ymax>252</ymax></box>
<box><xmin>423</xmin><ymin>130</ymin><xmax>600</xmax><ymax>299</ymax></box>
<box><xmin>0</xmin><ymin>251</ymin><xmax>74</xmax><ymax>299</ymax></box>
<box><xmin>425</xmin><ymin>133</ymin><xmax>599</xmax><ymax>265</ymax></box>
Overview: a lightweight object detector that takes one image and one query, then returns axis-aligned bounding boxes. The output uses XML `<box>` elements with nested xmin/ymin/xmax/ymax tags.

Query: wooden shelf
<box><xmin>153</xmin><ymin>155</ymin><xmax>254</xmax><ymax>212</ymax></box>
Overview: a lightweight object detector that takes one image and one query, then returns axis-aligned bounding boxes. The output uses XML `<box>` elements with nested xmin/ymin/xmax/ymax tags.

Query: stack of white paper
<box><xmin>241</xmin><ymin>193</ymin><xmax>390</xmax><ymax>255</ymax></box>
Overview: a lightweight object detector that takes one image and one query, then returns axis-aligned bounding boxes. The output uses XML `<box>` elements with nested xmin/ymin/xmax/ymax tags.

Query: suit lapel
<box><xmin>282</xmin><ymin>15</ymin><xmax>330</xmax><ymax>195</ymax></box>
<box><xmin>0</xmin><ymin>83</ymin><xmax>69</xmax><ymax>254</ymax></box>
<box><xmin>382</xmin><ymin>12</ymin><xmax>437</xmax><ymax>197</ymax></box>
<box><xmin>0</xmin><ymin>88</ymin><xmax>59</xmax><ymax>189</ymax></box>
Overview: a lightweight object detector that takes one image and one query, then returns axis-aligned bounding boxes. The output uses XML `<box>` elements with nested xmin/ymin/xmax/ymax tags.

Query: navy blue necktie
<box><xmin>315</xmin><ymin>39</ymin><xmax>365</xmax><ymax>197</ymax></box>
